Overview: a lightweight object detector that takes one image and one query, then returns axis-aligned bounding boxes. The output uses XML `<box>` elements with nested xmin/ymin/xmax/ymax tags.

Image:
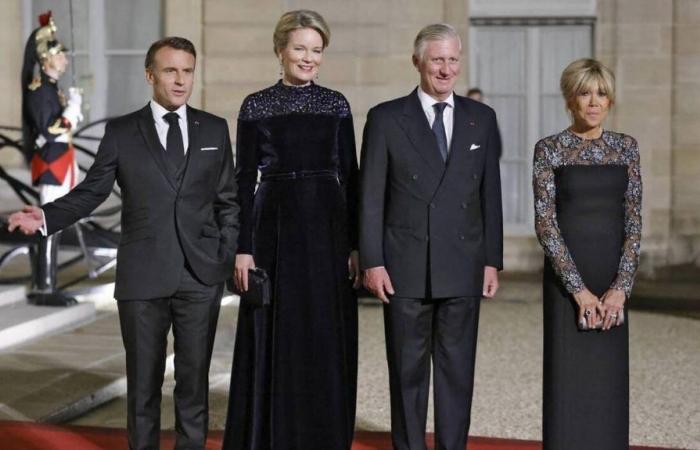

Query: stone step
<box><xmin>0</xmin><ymin>301</ymin><xmax>96</xmax><ymax>351</ymax></box>
<box><xmin>0</xmin><ymin>285</ymin><xmax>27</xmax><ymax>308</ymax></box>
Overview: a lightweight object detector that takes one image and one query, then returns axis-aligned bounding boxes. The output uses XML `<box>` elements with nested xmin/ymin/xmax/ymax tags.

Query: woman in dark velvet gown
<box><xmin>223</xmin><ymin>10</ymin><xmax>359</xmax><ymax>450</ymax></box>
<box><xmin>533</xmin><ymin>59</ymin><xmax>642</xmax><ymax>450</ymax></box>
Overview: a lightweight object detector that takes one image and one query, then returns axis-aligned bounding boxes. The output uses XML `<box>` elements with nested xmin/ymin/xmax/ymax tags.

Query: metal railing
<box><xmin>0</xmin><ymin>119</ymin><xmax>122</xmax><ymax>288</ymax></box>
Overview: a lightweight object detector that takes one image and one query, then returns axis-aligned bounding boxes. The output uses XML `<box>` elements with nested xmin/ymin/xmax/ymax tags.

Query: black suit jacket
<box><xmin>359</xmin><ymin>89</ymin><xmax>503</xmax><ymax>298</ymax></box>
<box><xmin>43</xmin><ymin>105</ymin><xmax>239</xmax><ymax>300</ymax></box>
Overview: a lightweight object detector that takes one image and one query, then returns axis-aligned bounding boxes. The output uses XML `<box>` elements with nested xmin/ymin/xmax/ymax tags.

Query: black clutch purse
<box><xmin>227</xmin><ymin>268</ymin><xmax>271</xmax><ymax>307</ymax></box>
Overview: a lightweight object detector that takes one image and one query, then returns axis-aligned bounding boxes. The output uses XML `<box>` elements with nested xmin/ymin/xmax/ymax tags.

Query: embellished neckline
<box><xmin>275</xmin><ymin>79</ymin><xmax>316</xmax><ymax>90</ymax></box>
<box><xmin>565</xmin><ymin>127</ymin><xmax>607</xmax><ymax>143</ymax></box>
<box><xmin>238</xmin><ymin>80</ymin><xmax>350</xmax><ymax>121</ymax></box>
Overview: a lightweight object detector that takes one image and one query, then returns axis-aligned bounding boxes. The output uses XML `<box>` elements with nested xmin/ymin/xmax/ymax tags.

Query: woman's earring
<box><xmin>278</xmin><ymin>59</ymin><xmax>283</xmax><ymax>78</ymax></box>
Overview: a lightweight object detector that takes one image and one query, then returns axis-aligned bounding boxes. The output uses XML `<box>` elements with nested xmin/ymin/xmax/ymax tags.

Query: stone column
<box><xmin>0</xmin><ymin>0</ymin><xmax>25</xmax><ymax>167</ymax></box>
<box><xmin>598</xmin><ymin>0</ymin><xmax>674</xmax><ymax>275</ymax></box>
<box><xmin>165</xmin><ymin>0</ymin><xmax>204</xmax><ymax>108</ymax></box>
<box><xmin>670</xmin><ymin>0</ymin><xmax>700</xmax><ymax>267</ymax></box>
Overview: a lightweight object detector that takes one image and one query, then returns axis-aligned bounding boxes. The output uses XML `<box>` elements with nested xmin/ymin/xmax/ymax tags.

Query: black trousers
<box><xmin>384</xmin><ymin>296</ymin><xmax>481</xmax><ymax>450</ymax></box>
<box><xmin>118</xmin><ymin>266</ymin><xmax>223</xmax><ymax>450</ymax></box>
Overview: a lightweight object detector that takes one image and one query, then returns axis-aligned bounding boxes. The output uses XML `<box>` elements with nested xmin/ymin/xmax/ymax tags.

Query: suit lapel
<box><xmin>179</xmin><ymin>106</ymin><xmax>200</xmax><ymax>190</ymax></box>
<box><xmin>397</xmin><ymin>90</ymin><xmax>446</xmax><ymax>178</ymax></box>
<box><xmin>137</xmin><ymin>105</ymin><xmax>177</xmax><ymax>192</ymax></box>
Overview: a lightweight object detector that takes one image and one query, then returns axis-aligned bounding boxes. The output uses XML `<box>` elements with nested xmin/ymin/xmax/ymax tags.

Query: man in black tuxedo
<box><xmin>360</xmin><ymin>24</ymin><xmax>503</xmax><ymax>450</ymax></box>
<box><xmin>9</xmin><ymin>37</ymin><xmax>238</xmax><ymax>450</ymax></box>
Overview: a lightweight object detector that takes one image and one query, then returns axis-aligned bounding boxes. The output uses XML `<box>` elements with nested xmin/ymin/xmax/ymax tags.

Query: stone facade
<box><xmin>671</xmin><ymin>0</ymin><xmax>700</xmax><ymax>268</ymax></box>
<box><xmin>1</xmin><ymin>0</ymin><xmax>698</xmax><ymax>274</ymax></box>
<box><xmin>0</xmin><ymin>1</ymin><xmax>24</xmax><ymax>167</ymax></box>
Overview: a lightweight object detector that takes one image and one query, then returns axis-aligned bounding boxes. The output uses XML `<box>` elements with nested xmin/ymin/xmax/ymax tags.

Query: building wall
<box><xmin>597</xmin><ymin>0</ymin><xmax>675</xmax><ymax>275</ymax></box>
<box><xmin>165</xmin><ymin>0</ymin><xmax>204</xmax><ymax>108</ymax></box>
<box><xmin>671</xmin><ymin>0</ymin><xmax>700</xmax><ymax>267</ymax></box>
<box><xmin>0</xmin><ymin>0</ymin><xmax>25</xmax><ymax>167</ymax></box>
<box><xmin>597</xmin><ymin>0</ymin><xmax>700</xmax><ymax>274</ymax></box>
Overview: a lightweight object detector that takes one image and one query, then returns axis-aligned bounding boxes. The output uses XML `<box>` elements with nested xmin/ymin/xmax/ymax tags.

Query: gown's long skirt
<box><xmin>223</xmin><ymin>173</ymin><xmax>358</xmax><ymax>450</ymax></box>
<box><xmin>543</xmin><ymin>165</ymin><xmax>630</xmax><ymax>450</ymax></box>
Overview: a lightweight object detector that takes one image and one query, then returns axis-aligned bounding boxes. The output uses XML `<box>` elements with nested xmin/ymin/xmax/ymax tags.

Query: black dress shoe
<box><xmin>28</xmin><ymin>292</ymin><xmax>78</xmax><ymax>307</ymax></box>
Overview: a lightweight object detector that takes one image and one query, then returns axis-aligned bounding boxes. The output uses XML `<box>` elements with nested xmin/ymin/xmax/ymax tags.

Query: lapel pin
<box><xmin>469</xmin><ymin>121</ymin><xmax>476</xmax><ymax>126</ymax></box>
<box><xmin>194</xmin><ymin>121</ymin><xmax>199</xmax><ymax>126</ymax></box>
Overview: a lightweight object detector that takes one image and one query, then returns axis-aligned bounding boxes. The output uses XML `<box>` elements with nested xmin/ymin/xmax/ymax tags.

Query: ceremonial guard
<box><xmin>21</xmin><ymin>11</ymin><xmax>83</xmax><ymax>306</ymax></box>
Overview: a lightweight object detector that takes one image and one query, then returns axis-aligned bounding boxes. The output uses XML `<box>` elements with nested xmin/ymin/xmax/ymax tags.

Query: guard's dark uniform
<box><xmin>26</xmin><ymin>72</ymin><xmax>77</xmax><ymax>188</ymax></box>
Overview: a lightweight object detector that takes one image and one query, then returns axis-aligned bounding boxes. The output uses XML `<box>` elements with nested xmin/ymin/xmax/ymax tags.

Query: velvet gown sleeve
<box><xmin>337</xmin><ymin>112</ymin><xmax>359</xmax><ymax>251</ymax></box>
<box><xmin>234</xmin><ymin>99</ymin><xmax>259</xmax><ymax>255</ymax></box>
<box><xmin>26</xmin><ymin>86</ymin><xmax>71</xmax><ymax>144</ymax></box>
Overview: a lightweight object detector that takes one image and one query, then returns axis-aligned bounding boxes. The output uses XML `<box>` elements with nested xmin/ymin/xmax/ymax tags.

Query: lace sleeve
<box><xmin>610</xmin><ymin>137</ymin><xmax>642</xmax><ymax>297</ymax></box>
<box><xmin>533</xmin><ymin>139</ymin><xmax>585</xmax><ymax>294</ymax></box>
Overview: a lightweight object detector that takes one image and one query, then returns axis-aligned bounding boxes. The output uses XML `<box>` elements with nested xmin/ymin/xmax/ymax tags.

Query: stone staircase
<box><xmin>0</xmin><ymin>285</ymin><xmax>96</xmax><ymax>351</ymax></box>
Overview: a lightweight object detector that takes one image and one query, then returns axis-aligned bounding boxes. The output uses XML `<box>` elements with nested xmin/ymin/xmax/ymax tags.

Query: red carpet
<box><xmin>0</xmin><ymin>421</ymin><xmax>678</xmax><ymax>449</ymax></box>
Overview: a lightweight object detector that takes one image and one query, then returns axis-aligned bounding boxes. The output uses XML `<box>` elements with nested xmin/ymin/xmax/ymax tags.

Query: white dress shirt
<box><xmin>417</xmin><ymin>86</ymin><xmax>455</xmax><ymax>151</ymax></box>
<box><xmin>150</xmin><ymin>99</ymin><xmax>189</xmax><ymax>153</ymax></box>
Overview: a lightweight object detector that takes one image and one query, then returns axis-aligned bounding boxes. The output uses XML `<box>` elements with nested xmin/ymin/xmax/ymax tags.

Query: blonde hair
<box><xmin>560</xmin><ymin>58</ymin><xmax>616</xmax><ymax>110</ymax></box>
<box><xmin>413</xmin><ymin>23</ymin><xmax>461</xmax><ymax>60</ymax></box>
<box><xmin>273</xmin><ymin>10</ymin><xmax>330</xmax><ymax>55</ymax></box>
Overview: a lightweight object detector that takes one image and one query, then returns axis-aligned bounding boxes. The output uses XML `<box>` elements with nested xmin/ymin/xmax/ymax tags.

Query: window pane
<box><xmin>474</xmin><ymin>27</ymin><xmax>527</xmax><ymax>93</ymax></box>
<box><xmin>105</xmin><ymin>0</ymin><xmax>161</xmax><ymax>50</ymax></box>
<box><xmin>500</xmin><ymin>161</ymin><xmax>527</xmax><ymax>224</ymax></box>
<box><xmin>539</xmin><ymin>26</ymin><xmax>592</xmax><ymax>138</ymax></box>
<box><xmin>471</xmin><ymin>23</ymin><xmax>592</xmax><ymax>228</ymax></box>
<box><xmin>471</xmin><ymin>26</ymin><xmax>529</xmax><ymax>226</ymax></box>
<box><xmin>66</xmin><ymin>55</ymin><xmax>94</xmax><ymax>122</ymax></box>
<box><xmin>491</xmin><ymin>95</ymin><xmax>526</xmax><ymax>162</ymax></box>
<box><xmin>106</xmin><ymin>56</ymin><xmax>152</xmax><ymax>117</ymax></box>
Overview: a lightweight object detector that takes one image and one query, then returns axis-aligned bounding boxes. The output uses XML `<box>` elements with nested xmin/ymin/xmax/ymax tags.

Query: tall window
<box><xmin>469</xmin><ymin>19</ymin><xmax>593</xmax><ymax>232</ymax></box>
<box><xmin>26</xmin><ymin>0</ymin><xmax>162</xmax><ymax>122</ymax></box>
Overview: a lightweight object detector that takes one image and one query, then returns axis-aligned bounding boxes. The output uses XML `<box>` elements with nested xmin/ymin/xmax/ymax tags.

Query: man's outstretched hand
<box><xmin>8</xmin><ymin>206</ymin><xmax>43</xmax><ymax>235</ymax></box>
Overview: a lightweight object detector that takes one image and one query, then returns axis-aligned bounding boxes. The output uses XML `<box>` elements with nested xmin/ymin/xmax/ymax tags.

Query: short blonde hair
<box><xmin>273</xmin><ymin>10</ymin><xmax>330</xmax><ymax>55</ymax></box>
<box><xmin>413</xmin><ymin>23</ymin><xmax>461</xmax><ymax>60</ymax></box>
<box><xmin>560</xmin><ymin>58</ymin><xmax>616</xmax><ymax>109</ymax></box>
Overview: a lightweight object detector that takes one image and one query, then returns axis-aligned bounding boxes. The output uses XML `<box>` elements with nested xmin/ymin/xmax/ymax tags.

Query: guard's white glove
<box><xmin>62</xmin><ymin>87</ymin><xmax>84</xmax><ymax>127</ymax></box>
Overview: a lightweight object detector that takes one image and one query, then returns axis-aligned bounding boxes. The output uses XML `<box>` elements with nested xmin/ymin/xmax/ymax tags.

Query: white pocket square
<box><xmin>469</xmin><ymin>144</ymin><xmax>481</xmax><ymax>151</ymax></box>
<box><xmin>200</xmin><ymin>146</ymin><xmax>218</xmax><ymax>151</ymax></box>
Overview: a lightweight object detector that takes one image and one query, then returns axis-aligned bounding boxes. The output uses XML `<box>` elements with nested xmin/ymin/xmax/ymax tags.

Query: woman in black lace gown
<box><xmin>222</xmin><ymin>10</ymin><xmax>359</xmax><ymax>450</ymax></box>
<box><xmin>533</xmin><ymin>59</ymin><xmax>642</xmax><ymax>450</ymax></box>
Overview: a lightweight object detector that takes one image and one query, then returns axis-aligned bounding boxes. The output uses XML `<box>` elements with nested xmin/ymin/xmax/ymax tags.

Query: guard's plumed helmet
<box><xmin>34</xmin><ymin>11</ymin><xmax>68</xmax><ymax>61</ymax></box>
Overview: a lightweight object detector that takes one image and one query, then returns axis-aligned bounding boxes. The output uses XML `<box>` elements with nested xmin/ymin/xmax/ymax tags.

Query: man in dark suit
<box><xmin>360</xmin><ymin>24</ymin><xmax>503</xmax><ymax>450</ymax></box>
<box><xmin>9</xmin><ymin>37</ymin><xmax>239</xmax><ymax>450</ymax></box>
